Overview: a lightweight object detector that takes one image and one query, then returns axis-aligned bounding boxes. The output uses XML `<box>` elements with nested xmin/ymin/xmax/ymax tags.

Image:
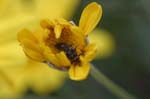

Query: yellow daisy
<box><xmin>0</xmin><ymin>0</ymin><xmax>80</xmax><ymax>98</ymax></box>
<box><xmin>18</xmin><ymin>2</ymin><xmax>102</xmax><ymax>80</ymax></box>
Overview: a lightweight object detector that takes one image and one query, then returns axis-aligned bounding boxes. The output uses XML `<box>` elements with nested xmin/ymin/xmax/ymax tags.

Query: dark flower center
<box><xmin>55</xmin><ymin>43</ymin><xmax>80</xmax><ymax>64</ymax></box>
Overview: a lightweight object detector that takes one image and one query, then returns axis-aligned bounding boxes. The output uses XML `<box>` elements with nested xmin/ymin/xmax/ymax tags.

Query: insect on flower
<box><xmin>55</xmin><ymin>43</ymin><xmax>80</xmax><ymax>64</ymax></box>
<box><xmin>17</xmin><ymin>2</ymin><xmax>102</xmax><ymax>80</ymax></box>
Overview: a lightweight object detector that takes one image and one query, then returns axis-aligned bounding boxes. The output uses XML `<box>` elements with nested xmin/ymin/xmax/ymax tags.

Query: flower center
<box><xmin>55</xmin><ymin>43</ymin><xmax>80</xmax><ymax>65</ymax></box>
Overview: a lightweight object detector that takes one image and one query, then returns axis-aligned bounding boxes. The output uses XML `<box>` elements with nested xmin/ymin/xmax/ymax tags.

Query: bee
<box><xmin>55</xmin><ymin>43</ymin><xmax>80</xmax><ymax>64</ymax></box>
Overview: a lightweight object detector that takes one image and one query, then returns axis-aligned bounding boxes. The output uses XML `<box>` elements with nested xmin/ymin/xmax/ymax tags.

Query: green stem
<box><xmin>90</xmin><ymin>65</ymin><xmax>136</xmax><ymax>99</ymax></box>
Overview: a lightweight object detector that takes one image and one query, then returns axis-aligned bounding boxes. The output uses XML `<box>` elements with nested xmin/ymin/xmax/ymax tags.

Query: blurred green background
<box><xmin>0</xmin><ymin>0</ymin><xmax>150</xmax><ymax>99</ymax></box>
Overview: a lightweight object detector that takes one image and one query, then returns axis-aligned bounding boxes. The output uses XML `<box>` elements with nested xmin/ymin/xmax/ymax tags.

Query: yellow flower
<box><xmin>0</xmin><ymin>0</ymin><xmax>80</xmax><ymax>98</ymax></box>
<box><xmin>18</xmin><ymin>2</ymin><xmax>102</xmax><ymax>80</ymax></box>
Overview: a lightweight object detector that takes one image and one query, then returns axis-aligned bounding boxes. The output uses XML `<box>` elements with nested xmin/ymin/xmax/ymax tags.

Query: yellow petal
<box><xmin>79</xmin><ymin>2</ymin><xmax>102</xmax><ymax>35</ymax></box>
<box><xmin>55</xmin><ymin>52</ymin><xmax>71</xmax><ymax>67</ymax></box>
<box><xmin>40</xmin><ymin>19</ymin><xmax>54</xmax><ymax>29</ymax></box>
<box><xmin>69</xmin><ymin>63</ymin><xmax>90</xmax><ymax>81</ymax></box>
<box><xmin>70</xmin><ymin>25</ymin><xmax>84</xmax><ymax>38</ymax></box>
<box><xmin>17</xmin><ymin>29</ymin><xmax>38</xmax><ymax>43</ymax></box>
<box><xmin>23</xmin><ymin>48</ymin><xmax>44</xmax><ymax>62</ymax></box>
<box><xmin>20</xmin><ymin>39</ymin><xmax>41</xmax><ymax>53</ymax></box>
<box><xmin>33</xmin><ymin>29</ymin><xmax>45</xmax><ymax>42</ymax></box>
<box><xmin>46</xmin><ymin>53</ymin><xmax>60</xmax><ymax>67</ymax></box>
<box><xmin>70</xmin><ymin>26</ymin><xmax>86</xmax><ymax>52</ymax></box>
<box><xmin>83</xmin><ymin>43</ymin><xmax>97</xmax><ymax>62</ymax></box>
<box><xmin>54</xmin><ymin>25</ymin><xmax>63</xmax><ymax>38</ymax></box>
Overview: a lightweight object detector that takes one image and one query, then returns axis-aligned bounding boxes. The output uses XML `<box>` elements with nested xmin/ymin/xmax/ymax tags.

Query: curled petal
<box><xmin>70</xmin><ymin>26</ymin><xmax>86</xmax><ymax>52</ymax></box>
<box><xmin>45</xmin><ymin>51</ymin><xmax>70</xmax><ymax>68</ymax></box>
<box><xmin>69</xmin><ymin>63</ymin><xmax>90</xmax><ymax>81</ymax></box>
<box><xmin>79</xmin><ymin>2</ymin><xmax>102</xmax><ymax>35</ymax></box>
<box><xmin>33</xmin><ymin>29</ymin><xmax>45</xmax><ymax>42</ymax></box>
<box><xmin>24</xmin><ymin>48</ymin><xmax>45</xmax><ymax>62</ymax></box>
<box><xmin>45</xmin><ymin>53</ymin><xmax>60</xmax><ymax>67</ymax></box>
<box><xmin>17</xmin><ymin>29</ymin><xmax>38</xmax><ymax>43</ymax></box>
<box><xmin>70</xmin><ymin>26</ymin><xmax>83</xmax><ymax>38</ymax></box>
<box><xmin>40</xmin><ymin>19</ymin><xmax>54</xmax><ymax>29</ymax></box>
<box><xmin>55</xmin><ymin>52</ymin><xmax>71</xmax><ymax>67</ymax></box>
<box><xmin>83</xmin><ymin>43</ymin><xmax>97</xmax><ymax>62</ymax></box>
<box><xmin>20</xmin><ymin>39</ymin><xmax>42</xmax><ymax>53</ymax></box>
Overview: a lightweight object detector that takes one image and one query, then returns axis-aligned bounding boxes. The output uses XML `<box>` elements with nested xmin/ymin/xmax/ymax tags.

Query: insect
<box><xmin>55</xmin><ymin>43</ymin><xmax>80</xmax><ymax>64</ymax></box>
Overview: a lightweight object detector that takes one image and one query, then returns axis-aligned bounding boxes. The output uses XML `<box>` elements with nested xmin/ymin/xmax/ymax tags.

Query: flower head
<box><xmin>18</xmin><ymin>2</ymin><xmax>102</xmax><ymax>80</ymax></box>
